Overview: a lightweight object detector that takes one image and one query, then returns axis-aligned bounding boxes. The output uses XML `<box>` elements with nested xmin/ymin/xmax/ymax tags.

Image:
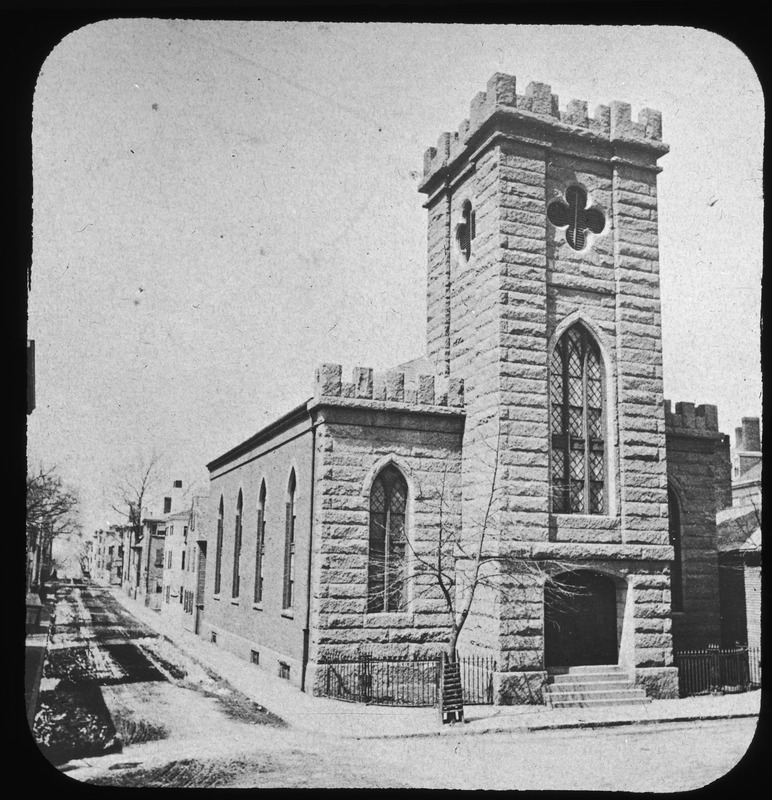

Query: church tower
<box><xmin>419</xmin><ymin>74</ymin><xmax>678</xmax><ymax>700</ymax></box>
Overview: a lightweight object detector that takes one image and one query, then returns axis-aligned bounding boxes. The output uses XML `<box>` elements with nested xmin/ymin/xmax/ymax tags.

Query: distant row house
<box><xmin>96</xmin><ymin>481</ymin><xmax>209</xmax><ymax>632</ymax></box>
<box><xmin>86</xmin><ymin>527</ymin><xmax>123</xmax><ymax>586</ymax></box>
<box><xmin>158</xmin><ymin>495</ymin><xmax>208</xmax><ymax>633</ymax></box>
<box><xmin>717</xmin><ymin>418</ymin><xmax>762</xmax><ymax>650</ymax></box>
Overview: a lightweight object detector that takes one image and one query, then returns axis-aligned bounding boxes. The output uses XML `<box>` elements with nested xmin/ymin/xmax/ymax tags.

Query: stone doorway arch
<box><xmin>544</xmin><ymin>570</ymin><xmax>618</xmax><ymax>668</ymax></box>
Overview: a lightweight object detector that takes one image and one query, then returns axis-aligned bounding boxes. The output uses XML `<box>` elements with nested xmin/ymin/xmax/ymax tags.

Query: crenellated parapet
<box><xmin>313</xmin><ymin>363</ymin><xmax>464</xmax><ymax>410</ymax></box>
<box><xmin>664</xmin><ymin>399</ymin><xmax>721</xmax><ymax>435</ymax></box>
<box><xmin>421</xmin><ymin>72</ymin><xmax>666</xmax><ymax>186</ymax></box>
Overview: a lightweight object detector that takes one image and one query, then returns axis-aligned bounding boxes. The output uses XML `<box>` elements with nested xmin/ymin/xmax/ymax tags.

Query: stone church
<box><xmin>202</xmin><ymin>74</ymin><xmax>731</xmax><ymax>704</ymax></box>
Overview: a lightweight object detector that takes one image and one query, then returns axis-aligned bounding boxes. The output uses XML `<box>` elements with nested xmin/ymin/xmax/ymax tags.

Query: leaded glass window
<box><xmin>232</xmin><ymin>490</ymin><xmax>243</xmax><ymax>598</ymax></box>
<box><xmin>550</xmin><ymin>325</ymin><xmax>605</xmax><ymax>514</ymax></box>
<box><xmin>254</xmin><ymin>481</ymin><xmax>266</xmax><ymax>605</ymax></box>
<box><xmin>283</xmin><ymin>471</ymin><xmax>296</xmax><ymax>610</ymax></box>
<box><xmin>214</xmin><ymin>497</ymin><xmax>224</xmax><ymax>594</ymax></box>
<box><xmin>367</xmin><ymin>465</ymin><xmax>408</xmax><ymax>613</ymax></box>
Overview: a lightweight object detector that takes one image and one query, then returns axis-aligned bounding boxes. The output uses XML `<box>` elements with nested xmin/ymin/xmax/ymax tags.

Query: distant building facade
<box><xmin>717</xmin><ymin>418</ymin><xmax>762</xmax><ymax>649</ymax></box>
<box><xmin>89</xmin><ymin>527</ymin><xmax>123</xmax><ymax>586</ymax></box>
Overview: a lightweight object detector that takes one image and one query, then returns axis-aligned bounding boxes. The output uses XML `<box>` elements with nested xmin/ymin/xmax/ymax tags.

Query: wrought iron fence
<box><xmin>321</xmin><ymin>654</ymin><xmax>440</xmax><ymax>706</ymax></box>
<box><xmin>318</xmin><ymin>652</ymin><xmax>497</xmax><ymax>707</ymax></box>
<box><xmin>458</xmin><ymin>653</ymin><xmax>497</xmax><ymax>705</ymax></box>
<box><xmin>674</xmin><ymin>645</ymin><xmax>761</xmax><ymax>697</ymax></box>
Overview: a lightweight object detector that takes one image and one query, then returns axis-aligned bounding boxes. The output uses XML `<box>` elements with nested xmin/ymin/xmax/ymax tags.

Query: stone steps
<box><xmin>545</xmin><ymin>665</ymin><xmax>650</xmax><ymax>709</ymax></box>
<box><xmin>552</xmin><ymin>673</ymin><xmax>631</xmax><ymax>685</ymax></box>
<box><xmin>548</xmin><ymin>680</ymin><xmax>633</xmax><ymax>693</ymax></box>
<box><xmin>549</xmin><ymin>695</ymin><xmax>650</xmax><ymax>709</ymax></box>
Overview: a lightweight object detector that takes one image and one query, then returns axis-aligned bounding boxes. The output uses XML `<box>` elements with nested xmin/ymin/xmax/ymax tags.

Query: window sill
<box><xmin>230</xmin><ymin>599</ymin><xmax>240</xmax><ymax>606</ymax></box>
<box><xmin>281</xmin><ymin>610</ymin><xmax>294</xmax><ymax>620</ymax></box>
<box><xmin>551</xmin><ymin>513</ymin><xmax>618</xmax><ymax>525</ymax></box>
<box><xmin>252</xmin><ymin>604</ymin><xmax>263</xmax><ymax>611</ymax></box>
<box><xmin>212</xmin><ymin>594</ymin><xmax>221</xmax><ymax>601</ymax></box>
<box><xmin>363</xmin><ymin>611</ymin><xmax>413</xmax><ymax>622</ymax></box>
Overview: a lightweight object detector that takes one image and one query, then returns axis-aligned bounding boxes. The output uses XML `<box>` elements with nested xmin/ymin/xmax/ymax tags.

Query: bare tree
<box><xmin>26</xmin><ymin>463</ymin><xmax>80</xmax><ymax>589</ymax></box>
<box><xmin>368</xmin><ymin>424</ymin><xmax>581</xmax><ymax>665</ymax></box>
<box><xmin>108</xmin><ymin>449</ymin><xmax>165</xmax><ymax>588</ymax></box>
<box><xmin>110</xmin><ymin>450</ymin><xmax>164</xmax><ymax>541</ymax></box>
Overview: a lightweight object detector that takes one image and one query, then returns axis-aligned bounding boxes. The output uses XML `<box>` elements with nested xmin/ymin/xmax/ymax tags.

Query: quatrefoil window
<box><xmin>547</xmin><ymin>186</ymin><xmax>605</xmax><ymax>251</ymax></box>
<box><xmin>456</xmin><ymin>200</ymin><xmax>476</xmax><ymax>261</ymax></box>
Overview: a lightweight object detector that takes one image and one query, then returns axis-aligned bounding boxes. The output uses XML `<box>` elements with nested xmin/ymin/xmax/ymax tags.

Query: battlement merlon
<box><xmin>311</xmin><ymin>363</ymin><xmax>465</xmax><ymax>411</ymax></box>
<box><xmin>419</xmin><ymin>72</ymin><xmax>668</xmax><ymax>190</ymax></box>
<box><xmin>664</xmin><ymin>399</ymin><xmax>723</xmax><ymax>435</ymax></box>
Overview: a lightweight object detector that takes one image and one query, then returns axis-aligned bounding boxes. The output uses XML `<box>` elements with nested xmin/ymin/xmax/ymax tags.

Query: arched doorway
<box><xmin>544</xmin><ymin>571</ymin><xmax>618</xmax><ymax>668</ymax></box>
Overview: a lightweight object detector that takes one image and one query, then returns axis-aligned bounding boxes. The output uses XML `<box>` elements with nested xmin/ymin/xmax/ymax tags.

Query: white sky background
<box><xmin>29</xmin><ymin>21</ymin><xmax>763</xmax><ymax>535</ymax></box>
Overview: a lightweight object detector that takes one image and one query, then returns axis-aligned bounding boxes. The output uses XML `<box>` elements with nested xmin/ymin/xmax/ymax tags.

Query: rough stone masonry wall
<box><xmin>425</xmin><ymin>160</ymin><xmax>451</xmax><ymax>374</ymax></box>
<box><xmin>665</xmin><ymin>400</ymin><xmax>729</xmax><ymax>649</ymax></box>
<box><xmin>425</xmin><ymin>139</ymin><xmax>508</xmax><ymax>655</ymax></box>
<box><xmin>306</xmin><ymin>364</ymin><xmax>465</xmax><ymax>692</ymax></box>
<box><xmin>611</xmin><ymin>152</ymin><xmax>669</xmax><ymax>547</ymax></box>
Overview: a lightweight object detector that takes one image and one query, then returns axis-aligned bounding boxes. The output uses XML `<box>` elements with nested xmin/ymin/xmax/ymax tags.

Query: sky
<box><xmin>28</xmin><ymin>21</ymin><xmax>763</xmax><ymax>537</ymax></box>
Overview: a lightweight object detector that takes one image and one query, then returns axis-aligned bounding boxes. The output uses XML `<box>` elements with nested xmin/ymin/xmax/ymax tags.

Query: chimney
<box><xmin>735</xmin><ymin>427</ymin><xmax>744</xmax><ymax>450</ymax></box>
<box><xmin>733</xmin><ymin>416</ymin><xmax>762</xmax><ymax>478</ymax></box>
<box><xmin>741</xmin><ymin>417</ymin><xmax>761</xmax><ymax>452</ymax></box>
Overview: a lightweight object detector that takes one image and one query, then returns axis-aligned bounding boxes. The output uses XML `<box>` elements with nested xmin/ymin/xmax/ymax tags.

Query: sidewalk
<box><xmin>25</xmin><ymin>605</ymin><xmax>53</xmax><ymax>730</ymax></box>
<box><xmin>112</xmin><ymin>589</ymin><xmax>761</xmax><ymax>740</ymax></box>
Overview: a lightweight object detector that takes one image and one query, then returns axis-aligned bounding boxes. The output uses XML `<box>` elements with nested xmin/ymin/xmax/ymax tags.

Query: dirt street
<box><xmin>32</xmin><ymin>584</ymin><xmax>282</xmax><ymax>766</ymax></box>
<box><xmin>31</xmin><ymin>585</ymin><xmax>760</xmax><ymax>789</ymax></box>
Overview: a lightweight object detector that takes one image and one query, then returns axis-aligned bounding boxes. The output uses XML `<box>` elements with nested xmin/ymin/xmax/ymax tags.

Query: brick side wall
<box><xmin>204</xmin><ymin>417</ymin><xmax>314</xmax><ymax>689</ymax></box>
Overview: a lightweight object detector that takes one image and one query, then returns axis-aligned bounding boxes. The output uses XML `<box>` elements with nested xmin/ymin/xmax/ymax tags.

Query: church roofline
<box><xmin>206</xmin><ymin>400</ymin><xmax>311</xmax><ymax>473</ymax></box>
<box><xmin>419</xmin><ymin>72</ymin><xmax>668</xmax><ymax>194</ymax></box>
<box><xmin>313</xmin><ymin>362</ymin><xmax>464</xmax><ymax>409</ymax></box>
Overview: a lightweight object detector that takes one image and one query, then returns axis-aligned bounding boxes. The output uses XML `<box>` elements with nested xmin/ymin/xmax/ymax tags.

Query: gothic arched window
<box><xmin>282</xmin><ymin>470</ymin><xmax>296</xmax><ymax>610</ymax></box>
<box><xmin>254</xmin><ymin>481</ymin><xmax>266</xmax><ymax>605</ymax></box>
<box><xmin>214</xmin><ymin>496</ymin><xmax>224</xmax><ymax>595</ymax></box>
<box><xmin>550</xmin><ymin>324</ymin><xmax>605</xmax><ymax>514</ymax></box>
<box><xmin>232</xmin><ymin>490</ymin><xmax>243</xmax><ymax>598</ymax></box>
<box><xmin>367</xmin><ymin>465</ymin><xmax>408</xmax><ymax>613</ymax></box>
<box><xmin>668</xmin><ymin>488</ymin><xmax>683</xmax><ymax>612</ymax></box>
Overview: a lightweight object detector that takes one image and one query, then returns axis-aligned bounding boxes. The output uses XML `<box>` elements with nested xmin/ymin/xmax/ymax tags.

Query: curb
<box><xmin>524</xmin><ymin>712</ymin><xmax>760</xmax><ymax>733</ymax></box>
<box><xmin>335</xmin><ymin>711</ymin><xmax>761</xmax><ymax>741</ymax></box>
